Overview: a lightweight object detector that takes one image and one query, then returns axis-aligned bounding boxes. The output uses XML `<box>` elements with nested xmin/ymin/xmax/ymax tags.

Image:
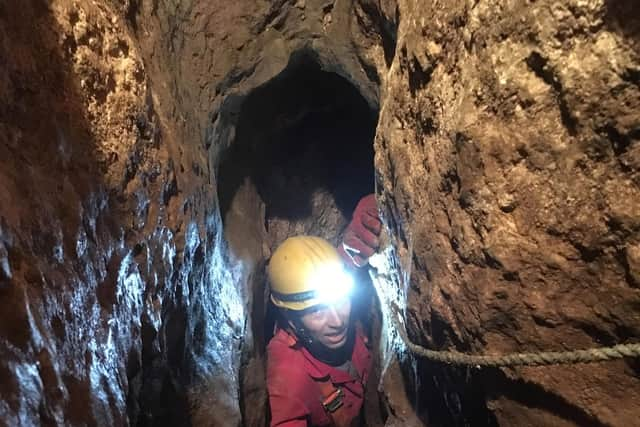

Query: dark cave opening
<box><xmin>216</xmin><ymin>54</ymin><xmax>384</xmax><ymax>425</ymax></box>
<box><xmin>218</xmin><ymin>55</ymin><xmax>377</xmax><ymax>229</ymax></box>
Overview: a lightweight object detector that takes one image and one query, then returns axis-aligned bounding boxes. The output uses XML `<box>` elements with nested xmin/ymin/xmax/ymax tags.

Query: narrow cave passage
<box><xmin>218</xmin><ymin>57</ymin><xmax>377</xmax><ymax>239</ymax></box>
<box><xmin>216</xmin><ymin>56</ymin><xmax>384</xmax><ymax>425</ymax></box>
<box><xmin>4</xmin><ymin>1</ymin><xmax>640</xmax><ymax>426</ymax></box>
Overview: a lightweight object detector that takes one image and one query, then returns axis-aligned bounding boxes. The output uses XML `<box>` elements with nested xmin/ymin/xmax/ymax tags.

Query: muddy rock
<box><xmin>373</xmin><ymin>0</ymin><xmax>640</xmax><ymax>426</ymax></box>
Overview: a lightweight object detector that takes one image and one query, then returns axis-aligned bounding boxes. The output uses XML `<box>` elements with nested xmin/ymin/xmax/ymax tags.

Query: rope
<box><xmin>369</xmin><ymin>241</ymin><xmax>640</xmax><ymax>367</ymax></box>
<box><xmin>389</xmin><ymin>310</ymin><xmax>640</xmax><ymax>367</ymax></box>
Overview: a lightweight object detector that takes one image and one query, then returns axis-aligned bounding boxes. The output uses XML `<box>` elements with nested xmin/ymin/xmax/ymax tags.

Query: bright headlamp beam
<box><xmin>309</xmin><ymin>264</ymin><xmax>354</xmax><ymax>305</ymax></box>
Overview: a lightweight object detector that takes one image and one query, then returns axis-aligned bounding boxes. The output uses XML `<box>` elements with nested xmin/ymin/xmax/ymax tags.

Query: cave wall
<box><xmin>0</xmin><ymin>0</ymin><xmax>389</xmax><ymax>425</ymax></box>
<box><xmin>373</xmin><ymin>0</ymin><xmax>640</xmax><ymax>426</ymax></box>
<box><xmin>0</xmin><ymin>0</ymin><xmax>248</xmax><ymax>425</ymax></box>
<box><xmin>2</xmin><ymin>0</ymin><xmax>639</xmax><ymax>426</ymax></box>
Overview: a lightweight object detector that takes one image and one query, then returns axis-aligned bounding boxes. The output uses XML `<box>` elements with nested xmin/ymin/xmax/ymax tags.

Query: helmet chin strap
<box><xmin>290</xmin><ymin>318</ymin><xmax>355</xmax><ymax>366</ymax></box>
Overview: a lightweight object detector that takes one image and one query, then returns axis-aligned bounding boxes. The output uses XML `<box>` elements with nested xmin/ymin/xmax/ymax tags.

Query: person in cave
<box><xmin>266</xmin><ymin>195</ymin><xmax>381</xmax><ymax>427</ymax></box>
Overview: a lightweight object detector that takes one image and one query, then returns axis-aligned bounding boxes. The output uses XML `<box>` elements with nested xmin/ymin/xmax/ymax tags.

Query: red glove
<box><xmin>340</xmin><ymin>194</ymin><xmax>382</xmax><ymax>267</ymax></box>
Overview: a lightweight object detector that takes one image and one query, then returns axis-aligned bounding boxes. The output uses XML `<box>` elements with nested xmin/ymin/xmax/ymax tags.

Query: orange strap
<box><xmin>316</xmin><ymin>379</ymin><xmax>355</xmax><ymax>427</ymax></box>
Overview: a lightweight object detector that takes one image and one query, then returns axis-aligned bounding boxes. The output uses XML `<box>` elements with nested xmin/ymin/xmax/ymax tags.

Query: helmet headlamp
<box><xmin>309</xmin><ymin>263</ymin><xmax>354</xmax><ymax>305</ymax></box>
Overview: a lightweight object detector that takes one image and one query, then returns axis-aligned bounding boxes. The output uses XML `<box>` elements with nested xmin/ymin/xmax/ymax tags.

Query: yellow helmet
<box><xmin>267</xmin><ymin>236</ymin><xmax>354</xmax><ymax>311</ymax></box>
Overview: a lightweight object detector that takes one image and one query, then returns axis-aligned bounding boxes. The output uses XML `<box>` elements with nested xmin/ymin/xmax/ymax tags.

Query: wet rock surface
<box><xmin>0</xmin><ymin>0</ymin><xmax>240</xmax><ymax>425</ymax></box>
<box><xmin>1</xmin><ymin>0</ymin><xmax>639</xmax><ymax>426</ymax></box>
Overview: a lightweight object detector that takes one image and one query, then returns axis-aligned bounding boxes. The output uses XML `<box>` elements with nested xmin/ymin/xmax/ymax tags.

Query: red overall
<box><xmin>266</xmin><ymin>327</ymin><xmax>372</xmax><ymax>426</ymax></box>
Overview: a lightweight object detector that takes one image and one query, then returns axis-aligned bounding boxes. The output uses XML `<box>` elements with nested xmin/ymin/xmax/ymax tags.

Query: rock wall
<box><xmin>1</xmin><ymin>0</ymin><xmax>639</xmax><ymax>426</ymax></box>
<box><xmin>0</xmin><ymin>0</ymin><xmax>385</xmax><ymax>425</ymax></box>
<box><xmin>0</xmin><ymin>0</ymin><xmax>248</xmax><ymax>424</ymax></box>
<box><xmin>374</xmin><ymin>0</ymin><xmax>640</xmax><ymax>425</ymax></box>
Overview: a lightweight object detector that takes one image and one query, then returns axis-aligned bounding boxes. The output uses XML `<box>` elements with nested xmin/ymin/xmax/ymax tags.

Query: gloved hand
<box><xmin>339</xmin><ymin>194</ymin><xmax>382</xmax><ymax>267</ymax></box>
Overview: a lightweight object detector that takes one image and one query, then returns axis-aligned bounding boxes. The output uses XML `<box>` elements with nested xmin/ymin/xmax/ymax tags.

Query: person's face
<box><xmin>295</xmin><ymin>298</ymin><xmax>352</xmax><ymax>349</ymax></box>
